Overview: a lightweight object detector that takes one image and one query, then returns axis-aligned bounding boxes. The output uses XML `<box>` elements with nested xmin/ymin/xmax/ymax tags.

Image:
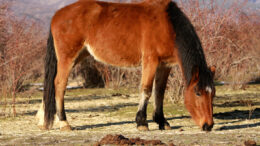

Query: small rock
<box><xmin>122</xmin><ymin>94</ymin><xmax>130</xmax><ymax>98</ymax></box>
<box><xmin>112</xmin><ymin>93</ymin><xmax>122</xmax><ymax>96</ymax></box>
<box><xmin>88</xmin><ymin>114</ymin><xmax>99</xmax><ymax>118</ymax></box>
<box><xmin>179</xmin><ymin>129</ymin><xmax>184</xmax><ymax>132</ymax></box>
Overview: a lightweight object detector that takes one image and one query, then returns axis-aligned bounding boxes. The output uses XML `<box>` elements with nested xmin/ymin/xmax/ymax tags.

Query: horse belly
<box><xmin>85</xmin><ymin>43</ymin><xmax>142</xmax><ymax>67</ymax></box>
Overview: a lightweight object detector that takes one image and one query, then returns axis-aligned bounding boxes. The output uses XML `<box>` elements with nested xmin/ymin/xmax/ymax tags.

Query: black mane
<box><xmin>167</xmin><ymin>2</ymin><xmax>214</xmax><ymax>90</ymax></box>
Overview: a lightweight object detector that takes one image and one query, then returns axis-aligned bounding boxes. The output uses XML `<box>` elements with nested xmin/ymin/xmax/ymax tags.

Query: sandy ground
<box><xmin>0</xmin><ymin>85</ymin><xmax>260</xmax><ymax>145</ymax></box>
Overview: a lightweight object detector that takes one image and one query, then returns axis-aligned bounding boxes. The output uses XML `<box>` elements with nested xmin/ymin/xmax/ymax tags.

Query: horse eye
<box><xmin>194</xmin><ymin>87</ymin><xmax>201</xmax><ymax>97</ymax></box>
<box><xmin>196</xmin><ymin>92</ymin><xmax>201</xmax><ymax>96</ymax></box>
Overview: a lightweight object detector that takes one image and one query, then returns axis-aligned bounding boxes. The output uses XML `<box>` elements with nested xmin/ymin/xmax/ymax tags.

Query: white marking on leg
<box><xmin>36</xmin><ymin>102</ymin><xmax>44</xmax><ymax>126</ymax></box>
<box><xmin>138</xmin><ymin>91</ymin><xmax>150</xmax><ymax>111</ymax></box>
<box><xmin>59</xmin><ymin>121</ymin><xmax>70</xmax><ymax>129</ymax></box>
<box><xmin>54</xmin><ymin>114</ymin><xmax>59</xmax><ymax>125</ymax></box>
<box><xmin>36</xmin><ymin>102</ymin><xmax>61</xmax><ymax>127</ymax></box>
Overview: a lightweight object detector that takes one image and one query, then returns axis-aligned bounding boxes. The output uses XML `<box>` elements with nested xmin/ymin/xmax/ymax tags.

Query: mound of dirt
<box><xmin>94</xmin><ymin>134</ymin><xmax>172</xmax><ymax>146</ymax></box>
<box><xmin>244</xmin><ymin>140</ymin><xmax>257</xmax><ymax>146</ymax></box>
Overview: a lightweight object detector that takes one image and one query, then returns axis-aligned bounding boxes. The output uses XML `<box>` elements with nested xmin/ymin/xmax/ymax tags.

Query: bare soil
<box><xmin>94</xmin><ymin>134</ymin><xmax>168</xmax><ymax>145</ymax></box>
<box><xmin>0</xmin><ymin>85</ymin><xmax>260</xmax><ymax>145</ymax></box>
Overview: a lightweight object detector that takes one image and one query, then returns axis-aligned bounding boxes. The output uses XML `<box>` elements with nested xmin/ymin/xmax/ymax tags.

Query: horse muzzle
<box><xmin>202</xmin><ymin>123</ymin><xmax>214</xmax><ymax>131</ymax></box>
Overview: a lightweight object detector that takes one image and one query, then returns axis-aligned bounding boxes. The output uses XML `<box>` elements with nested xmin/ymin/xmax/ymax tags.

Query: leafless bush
<box><xmin>74</xmin><ymin>56</ymin><xmax>141</xmax><ymax>89</ymax></box>
<box><xmin>96</xmin><ymin>66</ymin><xmax>141</xmax><ymax>89</ymax></box>
<box><xmin>0</xmin><ymin>1</ymin><xmax>46</xmax><ymax>116</ymax></box>
<box><xmin>165</xmin><ymin>67</ymin><xmax>184</xmax><ymax>103</ymax></box>
<box><xmin>179</xmin><ymin>0</ymin><xmax>260</xmax><ymax>88</ymax></box>
<box><xmin>164</xmin><ymin>0</ymin><xmax>260</xmax><ymax>102</ymax></box>
<box><xmin>72</xmin><ymin>56</ymin><xmax>105</xmax><ymax>88</ymax></box>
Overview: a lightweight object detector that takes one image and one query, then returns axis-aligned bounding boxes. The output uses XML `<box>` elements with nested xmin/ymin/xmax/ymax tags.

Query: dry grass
<box><xmin>0</xmin><ymin>86</ymin><xmax>260</xmax><ymax>145</ymax></box>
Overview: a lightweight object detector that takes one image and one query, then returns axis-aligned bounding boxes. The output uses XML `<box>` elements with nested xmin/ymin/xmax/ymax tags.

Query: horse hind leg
<box><xmin>136</xmin><ymin>56</ymin><xmax>158</xmax><ymax>131</ymax></box>
<box><xmin>153</xmin><ymin>65</ymin><xmax>171</xmax><ymax>130</ymax></box>
<box><xmin>37</xmin><ymin>28</ymin><xmax>85</xmax><ymax>131</ymax></box>
<box><xmin>36</xmin><ymin>101</ymin><xmax>59</xmax><ymax>130</ymax></box>
<box><xmin>54</xmin><ymin>57</ymin><xmax>75</xmax><ymax>131</ymax></box>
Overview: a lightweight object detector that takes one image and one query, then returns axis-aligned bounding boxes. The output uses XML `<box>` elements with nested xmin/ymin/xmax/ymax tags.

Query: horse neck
<box><xmin>166</xmin><ymin>2</ymin><xmax>212</xmax><ymax>89</ymax></box>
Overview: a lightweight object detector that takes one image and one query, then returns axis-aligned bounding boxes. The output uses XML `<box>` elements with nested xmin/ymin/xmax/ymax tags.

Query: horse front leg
<box><xmin>136</xmin><ymin>56</ymin><xmax>158</xmax><ymax>131</ymax></box>
<box><xmin>153</xmin><ymin>65</ymin><xmax>171</xmax><ymax>130</ymax></box>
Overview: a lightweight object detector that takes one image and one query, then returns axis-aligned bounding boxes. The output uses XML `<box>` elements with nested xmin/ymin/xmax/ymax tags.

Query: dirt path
<box><xmin>0</xmin><ymin>85</ymin><xmax>260</xmax><ymax>145</ymax></box>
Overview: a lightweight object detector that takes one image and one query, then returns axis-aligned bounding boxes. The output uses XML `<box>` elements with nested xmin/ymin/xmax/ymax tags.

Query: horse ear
<box><xmin>209</xmin><ymin>65</ymin><xmax>216</xmax><ymax>77</ymax></box>
<box><xmin>190</xmin><ymin>66</ymin><xmax>199</xmax><ymax>86</ymax></box>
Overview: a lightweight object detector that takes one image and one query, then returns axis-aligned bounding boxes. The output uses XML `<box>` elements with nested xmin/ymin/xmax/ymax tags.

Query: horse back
<box><xmin>51</xmin><ymin>0</ymin><xmax>177</xmax><ymax>67</ymax></box>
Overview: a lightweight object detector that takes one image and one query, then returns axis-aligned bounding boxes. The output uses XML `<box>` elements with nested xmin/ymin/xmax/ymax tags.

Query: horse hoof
<box><xmin>38</xmin><ymin>125</ymin><xmax>48</xmax><ymax>130</ymax></box>
<box><xmin>60</xmin><ymin>125</ymin><xmax>72</xmax><ymax>131</ymax></box>
<box><xmin>164</xmin><ymin>125</ymin><xmax>171</xmax><ymax>130</ymax></box>
<box><xmin>137</xmin><ymin>126</ymin><xmax>149</xmax><ymax>131</ymax></box>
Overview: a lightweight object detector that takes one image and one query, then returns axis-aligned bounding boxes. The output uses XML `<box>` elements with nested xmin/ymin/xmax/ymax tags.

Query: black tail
<box><xmin>43</xmin><ymin>30</ymin><xmax>57</xmax><ymax>129</ymax></box>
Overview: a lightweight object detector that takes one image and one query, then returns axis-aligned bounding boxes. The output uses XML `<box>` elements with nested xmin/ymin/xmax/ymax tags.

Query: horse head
<box><xmin>184</xmin><ymin>66</ymin><xmax>216</xmax><ymax>131</ymax></box>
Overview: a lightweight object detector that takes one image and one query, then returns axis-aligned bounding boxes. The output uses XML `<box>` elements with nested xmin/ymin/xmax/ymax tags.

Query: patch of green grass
<box><xmin>110</xmin><ymin>106</ymin><xmax>137</xmax><ymax>118</ymax></box>
<box><xmin>216</xmin><ymin>84</ymin><xmax>260</xmax><ymax>96</ymax></box>
<box><xmin>0</xmin><ymin>115</ymin><xmax>22</xmax><ymax>121</ymax></box>
<box><xmin>163</xmin><ymin>103</ymin><xmax>188</xmax><ymax>116</ymax></box>
<box><xmin>109</xmin><ymin>101</ymin><xmax>188</xmax><ymax>119</ymax></box>
<box><xmin>65</xmin><ymin>87</ymin><xmax>137</xmax><ymax>97</ymax></box>
<box><xmin>0</xmin><ymin>137</ymin><xmax>15</xmax><ymax>142</ymax></box>
<box><xmin>213</xmin><ymin>106</ymin><xmax>252</xmax><ymax>114</ymax></box>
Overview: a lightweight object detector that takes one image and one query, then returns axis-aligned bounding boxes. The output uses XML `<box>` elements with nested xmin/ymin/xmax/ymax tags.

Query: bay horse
<box><xmin>36</xmin><ymin>0</ymin><xmax>216</xmax><ymax>132</ymax></box>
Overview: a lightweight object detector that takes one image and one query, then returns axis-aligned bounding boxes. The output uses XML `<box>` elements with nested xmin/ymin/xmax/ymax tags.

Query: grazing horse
<box><xmin>36</xmin><ymin>0</ymin><xmax>216</xmax><ymax>131</ymax></box>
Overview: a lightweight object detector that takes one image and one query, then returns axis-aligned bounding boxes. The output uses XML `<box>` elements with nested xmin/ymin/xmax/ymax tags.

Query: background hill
<box><xmin>9</xmin><ymin>0</ymin><xmax>260</xmax><ymax>29</ymax></box>
<box><xmin>10</xmin><ymin>0</ymin><xmax>75</xmax><ymax>28</ymax></box>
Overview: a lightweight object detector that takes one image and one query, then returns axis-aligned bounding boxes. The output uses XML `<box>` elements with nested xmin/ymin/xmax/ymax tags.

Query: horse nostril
<box><xmin>202</xmin><ymin>123</ymin><xmax>213</xmax><ymax>131</ymax></box>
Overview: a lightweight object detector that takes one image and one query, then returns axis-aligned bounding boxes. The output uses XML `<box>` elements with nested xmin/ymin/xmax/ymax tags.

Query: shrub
<box><xmin>0</xmin><ymin>1</ymin><xmax>46</xmax><ymax>116</ymax></box>
<box><xmin>179</xmin><ymin>0</ymin><xmax>260</xmax><ymax>88</ymax></box>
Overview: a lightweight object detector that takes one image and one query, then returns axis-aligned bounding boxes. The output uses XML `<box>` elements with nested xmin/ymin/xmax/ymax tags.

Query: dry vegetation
<box><xmin>0</xmin><ymin>0</ymin><xmax>259</xmax><ymax>116</ymax></box>
<box><xmin>0</xmin><ymin>1</ymin><xmax>46</xmax><ymax>116</ymax></box>
<box><xmin>179</xmin><ymin>0</ymin><xmax>260</xmax><ymax>87</ymax></box>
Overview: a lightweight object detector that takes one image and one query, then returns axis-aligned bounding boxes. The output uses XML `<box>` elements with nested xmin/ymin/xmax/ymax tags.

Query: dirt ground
<box><xmin>0</xmin><ymin>85</ymin><xmax>260</xmax><ymax>145</ymax></box>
